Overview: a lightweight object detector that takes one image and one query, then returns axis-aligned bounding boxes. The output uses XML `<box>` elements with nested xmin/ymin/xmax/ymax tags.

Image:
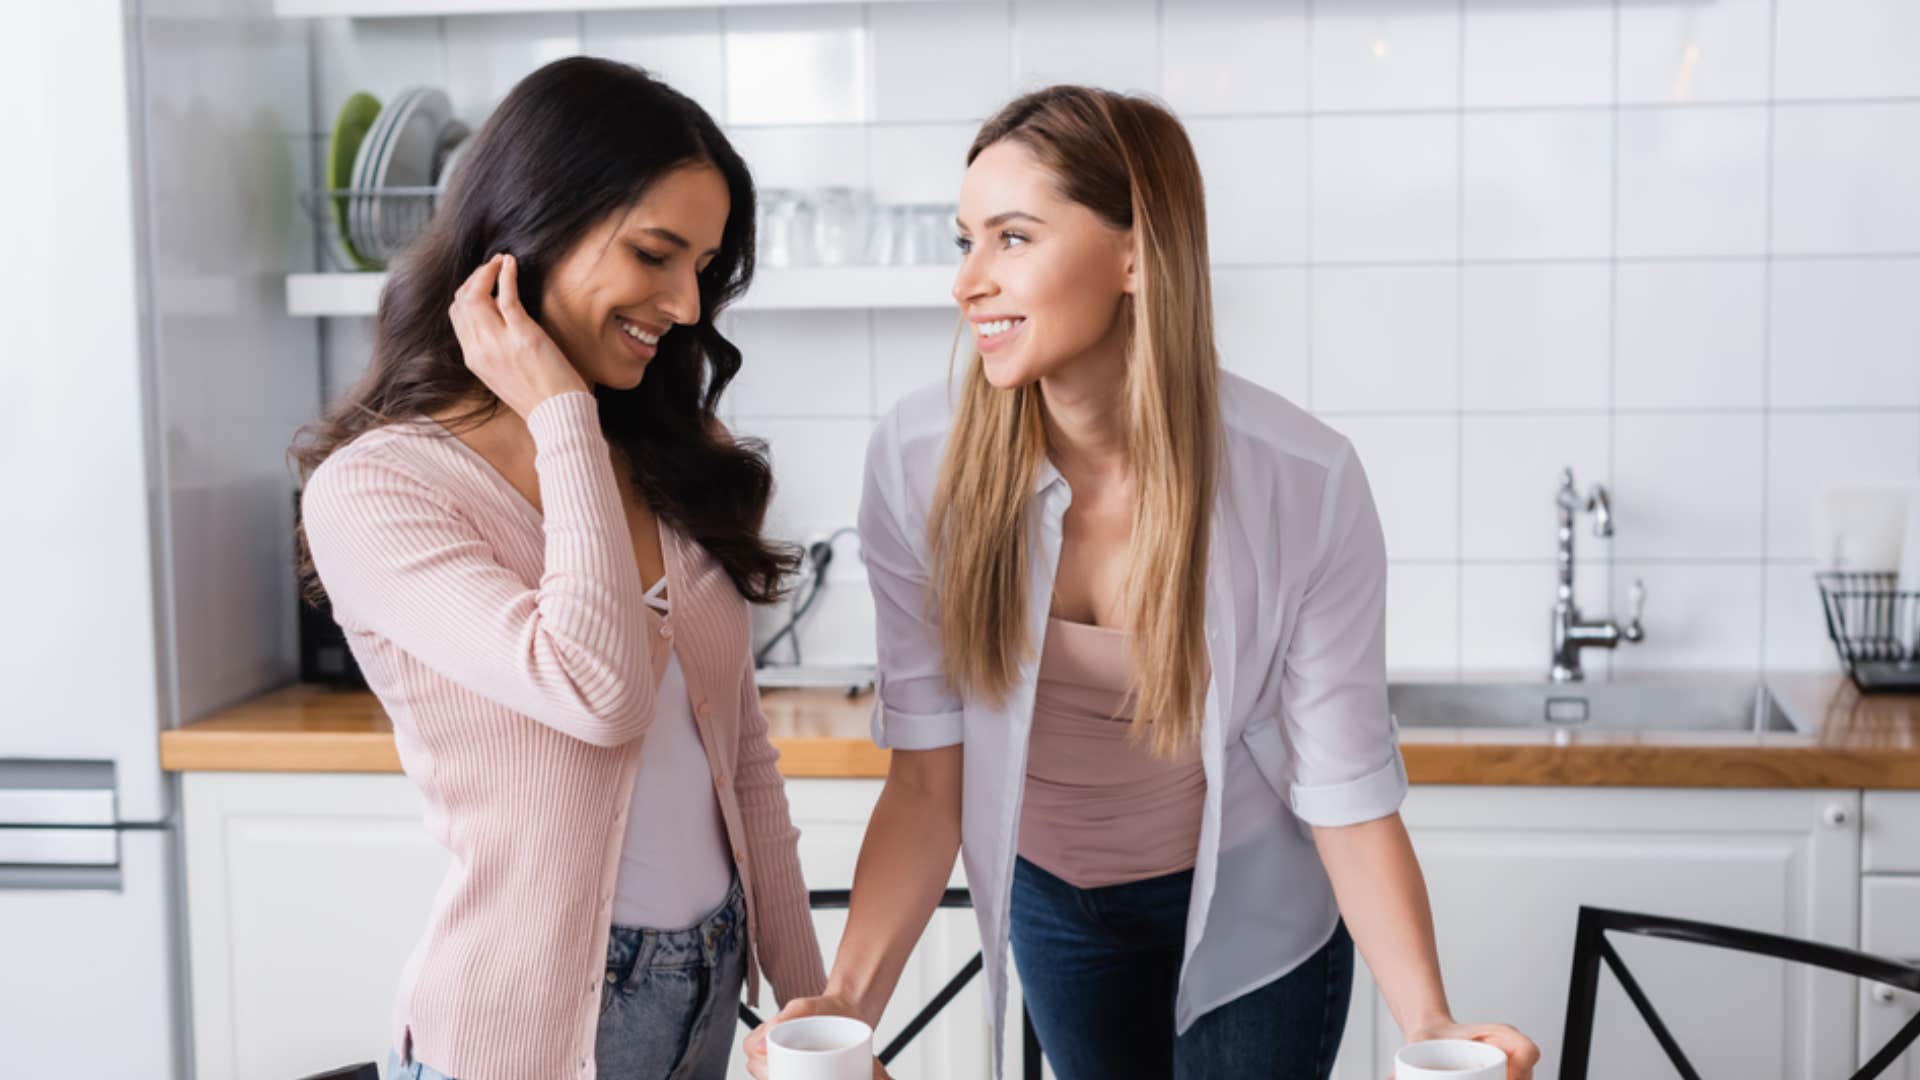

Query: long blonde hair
<box><xmin>928</xmin><ymin>86</ymin><xmax>1221</xmax><ymax>758</ymax></box>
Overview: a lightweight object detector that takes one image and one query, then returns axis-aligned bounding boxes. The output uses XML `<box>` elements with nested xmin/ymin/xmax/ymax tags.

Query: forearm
<box><xmin>1311</xmin><ymin>812</ymin><xmax>1453</xmax><ymax>1039</ymax></box>
<box><xmin>825</xmin><ymin>753</ymin><xmax>963</xmax><ymax>1025</ymax></box>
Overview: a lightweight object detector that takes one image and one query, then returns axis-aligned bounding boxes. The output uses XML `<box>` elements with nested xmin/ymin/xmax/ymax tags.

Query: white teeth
<box><xmin>974</xmin><ymin>318</ymin><xmax>1022</xmax><ymax>338</ymax></box>
<box><xmin>619</xmin><ymin>320</ymin><xmax>660</xmax><ymax>346</ymax></box>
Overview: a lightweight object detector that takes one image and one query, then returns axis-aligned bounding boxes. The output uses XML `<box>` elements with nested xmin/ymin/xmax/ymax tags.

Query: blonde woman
<box><xmin>746</xmin><ymin>86</ymin><xmax>1540</xmax><ymax>1080</ymax></box>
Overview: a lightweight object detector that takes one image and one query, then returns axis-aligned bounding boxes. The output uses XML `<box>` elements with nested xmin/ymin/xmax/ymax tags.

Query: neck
<box><xmin>1038</xmin><ymin>321</ymin><xmax>1130</xmax><ymax>481</ymax></box>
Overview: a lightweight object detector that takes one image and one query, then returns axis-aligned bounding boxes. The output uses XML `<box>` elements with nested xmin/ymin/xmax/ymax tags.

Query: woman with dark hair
<box><xmin>295</xmin><ymin>57</ymin><xmax>824</xmax><ymax>1080</ymax></box>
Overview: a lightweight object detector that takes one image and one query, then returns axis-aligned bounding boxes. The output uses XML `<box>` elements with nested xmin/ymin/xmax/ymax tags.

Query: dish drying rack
<box><xmin>1815</xmin><ymin>571</ymin><xmax>1920</xmax><ymax>692</ymax></box>
<box><xmin>301</xmin><ymin>185</ymin><xmax>441</xmax><ymax>273</ymax></box>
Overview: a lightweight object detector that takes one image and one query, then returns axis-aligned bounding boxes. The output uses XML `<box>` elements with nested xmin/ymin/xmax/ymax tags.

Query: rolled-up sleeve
<box><xmin>1280</xmin><ymin>442</ymin><xmax>1407</xmax><ymax>827</ymax></box>
<box><xmin>858</xmin><ymin>412</ymin><xmax>965</xmax><ymax>750</ymax></box>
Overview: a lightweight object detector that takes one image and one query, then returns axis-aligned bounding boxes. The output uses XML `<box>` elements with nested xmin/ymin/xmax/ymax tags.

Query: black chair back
<box><xmin>741</xmin><ymin>888</ymin><xmax>1043</xmax><ymax>1079</ymax></box>
<box><xmin>1561</xmin><ymin>905</ymin><xmax>1920</xmax><ymax>1080</ymax></box>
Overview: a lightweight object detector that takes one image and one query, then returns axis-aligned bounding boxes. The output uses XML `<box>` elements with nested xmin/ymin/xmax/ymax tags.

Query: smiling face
<box><xmin>539</xmin><ymin>162</ymin><xmax>730</xmax><ymax>390</ymax></box>
<box><xmin>952</xmin><ymin>139</ymin><xmax>1136</xmax><ymax>390</ymax></box>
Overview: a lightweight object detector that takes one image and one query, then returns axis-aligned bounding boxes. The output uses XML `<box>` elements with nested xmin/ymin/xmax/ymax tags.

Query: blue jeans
<box><xmin>1010</xmin><ymin>856</ymin><xmax>1353</xmax><ymax>1080</ymax></box>
<box><xmin>388</xmin><ymin>877</ymin><xmax>747</xmax><ymax>1080</ymax></box>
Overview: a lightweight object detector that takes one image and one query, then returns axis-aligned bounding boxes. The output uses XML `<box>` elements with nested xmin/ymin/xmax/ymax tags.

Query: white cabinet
<box><xmin>1861</xmin><ymin>878</ymin><xmax>1920</xmax><ymax>1078</ymax></box>
<box><xmin>1861</xmin><ymin>791</ymin><xmax>1920</xmax><ymax>1078</ymax></box>
<box><xmin>1345</xmin><ymin>787</ymin><xmax>1861</xmax><ymax>1080</ymax></box>
<box><xmin>182</xmin><ymin>773</ymin><xmax>450</xmax><ymax>1080</ymax></box>
<box><xmin>181</xmin><ymin>773</ymin><xmax>1002</xmax><ymax>1080</ymax></box>
<box><xmin>183</xmin><ymin>776</ymin><xmax>1869</xmax><ymax>1080</ymax></box>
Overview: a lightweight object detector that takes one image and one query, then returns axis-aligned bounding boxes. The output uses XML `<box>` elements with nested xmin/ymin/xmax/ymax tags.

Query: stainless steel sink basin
<box><xmin>1387</xmin><ymin>675</ymin><xmax>1798</xmax><ymax>733</ymax></box>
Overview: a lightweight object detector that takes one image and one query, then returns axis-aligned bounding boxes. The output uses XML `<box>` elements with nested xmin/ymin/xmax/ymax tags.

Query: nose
<box><xmin>951</xmin><ymin>248</ymin><xmax>994</xmax><ymax>309</ymax></box>
<box><xmin>659</xmin><ymin>265</ymin><xmax>702</xmax><ymax>326</ymax></box>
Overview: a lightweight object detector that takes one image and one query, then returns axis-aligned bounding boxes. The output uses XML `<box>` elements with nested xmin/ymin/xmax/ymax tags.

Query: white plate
<box><xmin>348</xmin><ymin>86</ymin><xmax>420</xmax><ymax>266</ymax></box>
<box><xmin>368</xmin><ymin>87</ymin><xmax>451</xmax><ymax>263</ymax></box>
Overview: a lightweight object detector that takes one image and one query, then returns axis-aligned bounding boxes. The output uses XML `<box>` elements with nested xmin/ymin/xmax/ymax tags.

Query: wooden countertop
<box><xmin>159</xmin><ymin>674</ymin><xmax>1920</xmax><ymax>788</ymax></box>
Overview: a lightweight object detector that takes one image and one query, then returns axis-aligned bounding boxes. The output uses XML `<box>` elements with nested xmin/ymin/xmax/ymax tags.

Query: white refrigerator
<box><xmin>0</xmin><ymin>1</ymin><xmax>321</xmax><ymax>1074</ymax></box>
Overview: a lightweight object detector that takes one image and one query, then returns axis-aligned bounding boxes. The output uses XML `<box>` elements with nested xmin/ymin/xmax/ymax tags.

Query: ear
<box><xmin>1119</xmin><ymin>228</ymin><xmax>1140</xmax><ymax>296</ymax></box>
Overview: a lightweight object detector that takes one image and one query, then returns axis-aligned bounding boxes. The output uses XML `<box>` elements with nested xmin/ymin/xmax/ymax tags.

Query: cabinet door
<box><xmin>183</xmin><ymin>773</ymin><xmax>449</xmax><ymax>1080</ymax></box>
<box><xmin>1381</xmin><ymin>787</ymin><xmax>1858</xmax><ymax>1080</ymax></box>
<box><xmin>1861</xmin><ymin>876</ymin><xmax>1920</xmax><ymax>1079</ymax></box>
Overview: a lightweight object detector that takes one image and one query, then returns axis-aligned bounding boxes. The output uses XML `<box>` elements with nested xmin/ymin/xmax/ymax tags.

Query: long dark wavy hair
<box><xmin>293</xmin><ymin>56</ymin><xmax>796</xmax><ymax>603</ymax></box>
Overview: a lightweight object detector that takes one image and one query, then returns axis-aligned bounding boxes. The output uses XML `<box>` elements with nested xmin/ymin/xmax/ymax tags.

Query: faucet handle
<box><xmin>1624</xmin><ymin>578</ymin><xmax>1647</xmax><ymax>642</ymax></box>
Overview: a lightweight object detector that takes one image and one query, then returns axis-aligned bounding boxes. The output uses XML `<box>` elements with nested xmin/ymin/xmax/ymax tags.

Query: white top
<box><xmin>611</xmin><ymin>580</ymin><xmax>735</xmax><ymax>930</ymax></box>
<box><xmin>858</xmin><ymin>372</ymin><xmax>1408</xmax><ymax>1073</ymax></box>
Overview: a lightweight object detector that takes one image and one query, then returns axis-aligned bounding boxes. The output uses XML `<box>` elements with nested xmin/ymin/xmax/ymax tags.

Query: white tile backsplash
<box><xmin>725</xmin><ymin>6</ymin><xmax>869</xmax><ymax>127</ymax></box>
<box><xmin>1616</xmin><ymin>0</ymin><xmax>1772</xmax><ymax>105</ymax></box>
<box><xmin>1310</xmin><ymin>0</ymin><xmax>1460</xmax><ymax>113</ymax></box>
<box><xmin>873</xmin><ymin>309</ymin><xmax>964</xmax><ymax>414</ymax></box>
<box><xmin>443</xmin><ymin>14</ymin><xmax>579</xmax><ymax>126</ymax></box>
<box><xmin>313</xmin><ymin>17</ymin><xmax>446</xmax><ymax>132</ymax></box>
<box><xmin>1613</xmin><ymin>262</ymin><xmax>1767</xmax><ymax>410</ymax></box>
<box><xmin>867</xmin><ymin>124</ymin><xmax>972</xmax><ymax>205</ymax></box>
<box><xmin>728</xmin><ymin>310</ymin><xmax>874</xmax><ymax>418</ymax></box>
<box><xmin>1775</xmin><ymin>0</ymin><xmax>1920</xmax><ymax>100</ymax></box>
<box><xmin>1612</xmin><ymin>412</ymin><xmax>1767</xmax><ymax>560</ymax></box>
<box><xmin>737</xmin><ymin>416</ymin><xmax>874</xmax><ymax>545</ymax></box>
<box><xmin>1772</xmin><ymin>103</ymin><xmax>1920</xmax><ymax>256</ymax></box>
<box><xmin>1611</xmin><ymin>562</ymin><xmax>1764</xmax><ymax>671</ymax></box>
<box><xmin>728</xmin><ymin>125</ymin><xmax>868</xmax><ymax>191</ymax></box>
<box><xmin>1460</xmin><ymin>561</ymin><xmax>1611</xmax><ymax>673</ymax></box>
<box><xmin>310</xmin><ymin>0</ymin><xmax>1920</xmax><ymax>674</ymax></box>
<box><xmin>1009</xmin><ymin>0</ymin><xmax>1157</xmax><ymax>95</ymax></box>
<box><xmin>1311</xmin><ymin>113</ymin><xmax>1460</xmax><ymax>262</ymax></box>
<box><xmin>868</xmin><ymin>0</ymin><xmax>1011</xmax><ymax>124</ymax></box>
<box><xmin>582</xmin><ymin>9</ymin><xmax>727</xmax><ymax>119</ymax></box>
<box><xmin>1387</xmin><ymin>563</ymin><xmax>1460</xmax><ymax>672</ymax></box>
<box><xmin>1766</xmin><ymin>413</ymin><xmax>1920</xmax><ymax>562</ymax></box>
<box><xmin>1311</xmin><ymin>266</ymin><xmax>1459</xmax><ymax>413</ymax></box>
<box><xmin>1337</xmin><ymin>415</ymin><xmax>1461</xmax><ymax>562</ymax></box>
<box><xmin>1187</xmin><ymin>116</ymin><xmax>1309</xmax><ymax>266</ymax></box>
<box><xmin>1460</xmin><ymin>415</ymin><xmax>1611</xmax><ymax>561</ymax></box>
<box><xmin>1162</xmin><ymin>0</ymin><xmax>1307</xmax><ymax>116</ymax></box>
<box><xmin>1769</xmin><ymin>259</ymin><xmax>1920</xmax><ymax>409</ymax></box>
<box><xmin>1615</xmin><ymin>106</ymin><xmax>1769</xmax><ymax>257</ymax></box>
<box><xmin>1212</xmin><ymin>268</ymin><xmax>1310</xmax><ymax>405</ymax></box>
<box><xmin>1764</xmin><ymin>561</ymin><xmax>1843</xmax><ymax>671</ymax></box>
<box><xmin>1462</xmin><ymin>110</ymin><xmax>1612</xmax><ymax>260</ymax></box>
<box><xmin>1461</xmin><ymin>263</ymin><xmax>1611</xmax><ymax>412</ymax></box>
<box><xmin>1461</xmin><ymin>0</ymin><xmax>1614</xmax><ymax>109</ymax></box>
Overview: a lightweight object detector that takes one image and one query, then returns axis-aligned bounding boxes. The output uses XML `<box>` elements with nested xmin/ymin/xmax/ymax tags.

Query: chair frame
<box><xmin>740</xmin><ymin>888</ymin><xmax>1042</xmax><ymax>1078</ymax></box>
<box><xmin>1561</xmin><ymin>905</ymin><xmax>1920</xmax><ymax>1080</ymax></box>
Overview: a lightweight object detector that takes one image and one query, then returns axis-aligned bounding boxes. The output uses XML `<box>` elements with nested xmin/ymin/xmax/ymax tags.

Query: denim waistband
<box><xmin>605</xmin><ymin>876</ymin><xmax>745</xmax><ymax>978</ymax></box>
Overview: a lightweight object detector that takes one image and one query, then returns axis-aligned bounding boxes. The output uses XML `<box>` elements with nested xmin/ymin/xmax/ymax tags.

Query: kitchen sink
<box><xmin>1387</xmin><ymin>675</ymin><xmax>1798</xmax><ymax>733</ymax></box>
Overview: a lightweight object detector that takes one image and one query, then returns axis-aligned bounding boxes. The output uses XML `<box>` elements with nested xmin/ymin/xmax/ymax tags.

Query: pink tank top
<box><xmin>1017</xmin><ymin>617</ymin><xmax>1206</xmax><ymax>889</ymax></box>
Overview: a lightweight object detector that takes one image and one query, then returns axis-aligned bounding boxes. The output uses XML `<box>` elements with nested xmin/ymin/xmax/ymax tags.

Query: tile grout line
<box><xmin>1758</xmin><ymin>0</ymin><xmax>1778</xmax><ymax>672</ymax></box>
<box><xmin>1453</xmin><ymin>0</ymin><xmax>1466</xmax><ymax>677</ymax></box>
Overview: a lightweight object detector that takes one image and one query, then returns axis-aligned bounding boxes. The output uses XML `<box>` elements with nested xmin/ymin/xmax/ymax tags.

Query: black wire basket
<box><xmin>1815</xmin><ymin>571</ymin><xmax>1920</xmax><ymax>691</ymax></box>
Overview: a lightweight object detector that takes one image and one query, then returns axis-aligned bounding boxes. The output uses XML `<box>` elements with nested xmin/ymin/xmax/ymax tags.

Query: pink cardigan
<box><xmin>302</xmin><ymin>393</ymin><xmax>826</xmax><ymax>1080</ymax></box>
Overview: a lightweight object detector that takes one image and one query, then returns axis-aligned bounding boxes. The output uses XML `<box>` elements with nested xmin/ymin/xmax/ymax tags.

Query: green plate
<box><xmin>327</xmin><ymin>92</ymin><xmax>382</xmax><ymax>272</ymax></box>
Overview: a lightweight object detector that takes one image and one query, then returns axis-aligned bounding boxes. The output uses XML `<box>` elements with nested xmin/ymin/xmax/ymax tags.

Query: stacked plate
<box><xmin>339</xmin><ymin>86</ymin><xmax>467</xmax><ymax>269</ymax></box>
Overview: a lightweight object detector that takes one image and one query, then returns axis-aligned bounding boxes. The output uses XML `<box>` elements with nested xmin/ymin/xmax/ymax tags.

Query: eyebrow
<box><xmin>637</xmin><ymin>226</ymin><xmax>721</xmax><ymax>257</ymax></box>
<box><xmin>957</xmin><ymin>210</ymin><xmax>1047</xmax><ymax>232</ymax></box>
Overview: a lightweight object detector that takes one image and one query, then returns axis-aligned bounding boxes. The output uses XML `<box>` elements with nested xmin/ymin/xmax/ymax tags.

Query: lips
<box><xmin>971</xmin><ymin>315</ymin><xmax>1025</xmax><ymax>353</ymax></box>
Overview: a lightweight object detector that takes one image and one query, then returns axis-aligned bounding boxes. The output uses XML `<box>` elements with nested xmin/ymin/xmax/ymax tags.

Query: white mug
<box><xmin>1394</xmin><ymin>1038</ymin><xmax>1507</xmax><ymax>1079</ymax></box>
<box><xmin>766</xmin><ymin>1015</ymin><xmax>874</xmax><ymax>1080</ymax></box>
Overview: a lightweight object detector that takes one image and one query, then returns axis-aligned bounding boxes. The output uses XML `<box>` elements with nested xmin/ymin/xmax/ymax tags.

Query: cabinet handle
<box><xmin>1872</xmin><ymin>983</ymin><xmax>1897</xmax><ymax>1005</ymax></box>
<box><xmin>1823</xmin><ymin>803</ymin><xmax>1850</xmax><ymax>828</ymax></box>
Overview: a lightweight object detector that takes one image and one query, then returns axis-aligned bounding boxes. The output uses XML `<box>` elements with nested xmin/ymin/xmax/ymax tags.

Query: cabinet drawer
<box><xmin>1865</xmin><ymin>793</ymin><xmax>1920</xmax><ymax>872</ymax></box>
<box><xmin>1863</xmin><ymin>877</ymin><xmax>1920</xmax><ymax>959</ymax></box>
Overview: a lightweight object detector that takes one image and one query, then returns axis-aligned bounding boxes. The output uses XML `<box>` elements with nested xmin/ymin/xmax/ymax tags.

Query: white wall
<box><xmin>312</xmin><ymin>0</ymin><xmax>1920</xmax><ymax>676</ymax></box>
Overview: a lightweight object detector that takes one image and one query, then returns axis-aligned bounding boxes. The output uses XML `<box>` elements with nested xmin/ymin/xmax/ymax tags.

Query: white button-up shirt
<box><xmin>858</xmin><ymin>373</ymin><xmax>1409</xmax><ymax>1074</ymax></box>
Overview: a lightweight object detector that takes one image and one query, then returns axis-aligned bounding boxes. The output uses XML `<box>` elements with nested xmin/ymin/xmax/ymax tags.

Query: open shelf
<box><xmin>286</xmin><ymin>265</ymin><xmax>957</xmax><ymax>316</ymax></box>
